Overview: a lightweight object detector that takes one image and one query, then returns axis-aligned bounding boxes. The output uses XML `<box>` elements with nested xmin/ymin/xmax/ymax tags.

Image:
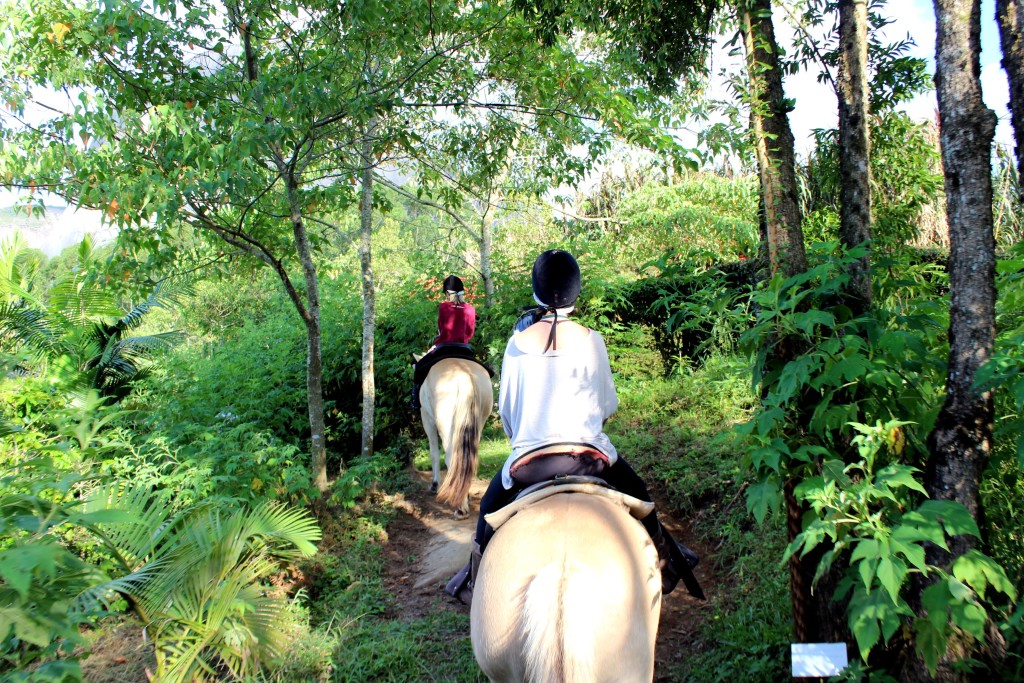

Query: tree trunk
<box><xmin>837</xmin><ymin>0</ymin><xmax>873</xmax><ymax>312</ymax></box>
<box><xmin>359</xmin><ymin>119</ymin><xmax>377</xmax><ymax>460</ymax></box>
<box><xmin>739</xmin><ymin>0</ymin><xmax>808</xmax><ymax>279</ymax></box>
<box><xmin>231</xmin><ymin>2</ymin><xmax>329</xmax><ymax>490</ymax></box>
<box><xmin>997</xmin><ymin>0</ymin><xmax>1024</xmax><ymax>202</ymax></box>
<box><xmin>927</xmin><ymin>0</ymin><xmax>997</xmax><ymax>564</ymax></box>
<box><xmin>288</xmin><ymin>180</ymin><xmax>330</xmax><ymax>491</ymax></box>
<box><xmin>903</xmin><ymin>1</ymin><xmax>997</xmax><ymax>679</ymax></box>
<box><xmin>480</xmin><ymin>198</ymin><xmax>496</xmax><ymax>309</ymax></box>
<box><xmin>739</xmin><ymin>0</ymin><xmax>814</xmax><ymax>645</ymax></box>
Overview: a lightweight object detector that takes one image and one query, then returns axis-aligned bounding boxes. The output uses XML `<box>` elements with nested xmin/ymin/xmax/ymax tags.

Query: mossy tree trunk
<box><xmin>837</xmin><ymin>0</ymin><xmax>873</xmax><ymax>312</ymax></box>
<box><xmin>904</xmin><ymin>1</ymin><xmax>998</xmax><ymax>679</ymax></box>
<box><xmin>739</xmin><ymin>0</ymin><xmax>807</xmax><ymax>280</ymax></box>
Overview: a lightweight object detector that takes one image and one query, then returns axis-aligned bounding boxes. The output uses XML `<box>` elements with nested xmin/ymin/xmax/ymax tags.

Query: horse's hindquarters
<box><xmin>471</xmin><ymin>493</ymin><xmax>661</xmax><ymax>683</ymax></box>
<box><xmin>421</xmin><ymin>358</ymin><xmax>494</xmax><ymax>516</ymax></box>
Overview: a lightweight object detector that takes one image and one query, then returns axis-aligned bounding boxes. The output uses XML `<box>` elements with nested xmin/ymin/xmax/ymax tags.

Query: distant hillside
<box><xmin>0</xmin><ymin>205</ymin><xmax>111</xmax><ymax>257</ymax></box>
<box><xmin>0</xmin><ymin>205</ymin><xmax>67</xmax><ymax>228</ymax></box>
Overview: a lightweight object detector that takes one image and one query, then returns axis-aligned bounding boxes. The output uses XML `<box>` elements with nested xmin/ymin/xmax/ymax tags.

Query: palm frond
<box><xmin>0</xmin><ymin>419</ymin><xmax>21</xmax><ymax>438</ymax></box>
<box><xmin>48</xmin><ymin>274</ymin><xmax>123</xmax><ymax>328</ymax></box>
<box><xmin>0</xmin><ymin>301</ymin><xmax>62</xmax><ymax>360</ymax></box>
<box><xmin>239</xmin><ymin>501</ymin><xmax>322</xmax><ymax>558</ymax></box>
<box><xmin>74</xmin><ymin>484</ymin><xmax>320</xmax><ymax>679</ymax></box>
<box><xmin>81</xmin><ymin>482</ymin><xmax>187</xmax><ymax>571</ymax></box>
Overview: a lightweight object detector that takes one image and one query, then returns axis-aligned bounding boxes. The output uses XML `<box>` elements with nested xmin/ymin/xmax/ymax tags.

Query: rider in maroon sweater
<box><xmin>411</xmin><ymin>275</ymin><xmax>477</xmax><ymax>409</ymax></box>
<box><xmin>433</xmin><ymin>297</ymin><xmax>476</xmax><ymax>346</ymax></box>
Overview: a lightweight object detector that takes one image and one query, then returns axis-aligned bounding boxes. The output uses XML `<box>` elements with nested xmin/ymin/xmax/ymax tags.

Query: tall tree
<box><xmin>907</xmin><ymin>0</ymin><xmax>998</xmax><ymax>678</ymax></box>
<box><xmin>997</xmin><ymin>0</ymin><xmax>1024</xmax><ymax>202</ymax></box>
<box><xmin>837</xmin><ymin>0</ymin><xmax>872</xmax><ymax>310</ymax></box>
<box><xmin>359</xmin><ymin>117</ymin><xmax>377</xmax><ymax>459</ymax></box>
<box><xmin>926</xmin><ymin>0</ymin><xmax>998</xmax><ymax>565</ymax></box>
<box><xmin>737</xmin><ymin>0</ymin><xmax>808</xmax><ymax>278</ymax></box>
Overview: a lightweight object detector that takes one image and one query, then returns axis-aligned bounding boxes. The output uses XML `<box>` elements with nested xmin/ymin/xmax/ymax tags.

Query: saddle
<box><xmin>412</xmin><ymin>344</ymin><xmax>494</xmax><ymax>384</ymax></box>
<box><xmin>484</xmin><ymin>475</ymin><xmax>655</xmax><ymax>531</ymax></box>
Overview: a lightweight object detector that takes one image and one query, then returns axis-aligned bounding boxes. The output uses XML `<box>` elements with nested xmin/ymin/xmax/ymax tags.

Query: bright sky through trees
<box><xmin>0</xmin><ymin>0</ymin><xmax>1015</xmax><ymax>209</ymax></box>
<box><xmin>774</xmin><ymin>0</ymin><xmax>1011</xmax><ymax>154</ymax></box>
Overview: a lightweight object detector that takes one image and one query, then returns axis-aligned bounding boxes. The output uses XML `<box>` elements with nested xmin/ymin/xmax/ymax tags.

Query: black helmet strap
<box><xmin>541</xmin><ymin>306</ymin><xmax>560</xmax><ymax>352</ymax></box>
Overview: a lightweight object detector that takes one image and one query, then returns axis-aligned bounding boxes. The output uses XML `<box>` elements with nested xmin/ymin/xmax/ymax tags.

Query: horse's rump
<box><xmin>471</xmin><ymin>492</ymin><xmax>661</xmax><ymax>683</ymax></box>
<box><xmin>421</xmin><ymin>357</ymin><xmax>493</xmax><ymax>515</ymax></box>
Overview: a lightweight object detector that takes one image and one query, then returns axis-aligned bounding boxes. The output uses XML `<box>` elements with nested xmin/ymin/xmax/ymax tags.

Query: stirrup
<box><xmin>444</xmin><ymin>562</ymin><xmax>472</xmax><ymax>604</ymax></box>
<box><xmin>444</xmin><ymin>541</ymin><xmax>481</xmax><ymax>605</ymax></box>
<box><xmin>678</xmin><ymin>542</ymin><xmax>700</xmax><ymax>569</ymax></box>
<box><xmin>653</xmin><ymin>526</ymin><xmax>704</xmax><ymax>599</ymax></box>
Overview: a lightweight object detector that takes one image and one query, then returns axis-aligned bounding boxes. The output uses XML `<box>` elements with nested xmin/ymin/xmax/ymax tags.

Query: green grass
<box><xmin>331</xmin><ymin>611</ymin><xmax>482</xmax><ymax>682</ymax></box>
<box><xmin>609</xmin><ymin>354</ymin><xmax>756</xmax><ymax>512</ymax></box>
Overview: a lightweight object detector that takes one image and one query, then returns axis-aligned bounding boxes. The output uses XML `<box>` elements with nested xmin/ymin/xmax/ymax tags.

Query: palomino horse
<box><xmin>419</xmin><ymin>357</ymin><xmax>494</xmax><ymax>518</ymax></box>
<box><xmin>471</xmin><ymin>484</ymin><xmax>662</xmax><ymax>682</ymax></box>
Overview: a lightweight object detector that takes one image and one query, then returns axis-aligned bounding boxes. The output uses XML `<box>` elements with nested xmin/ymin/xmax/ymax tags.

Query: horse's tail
<box><xmin>434</xmin><ymin>375</ymin><xmax>481</xmax><ymax>508</ymax></box>
<box><xmin>521</xmin><ymin>563</ymin><xmax>597</xmax><ymax>683</ymax></box>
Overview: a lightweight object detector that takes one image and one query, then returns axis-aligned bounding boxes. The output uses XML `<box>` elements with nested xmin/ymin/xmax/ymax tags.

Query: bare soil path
<box><xmin>381</xmin><ymin>468</ymin><xmax>717</xmax><ymax>680</ymax></box>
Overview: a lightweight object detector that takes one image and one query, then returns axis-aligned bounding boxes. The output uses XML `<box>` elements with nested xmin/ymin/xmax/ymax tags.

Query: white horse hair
<box><xmin>419</xmin><ymin>357</ymin><xmax>493</xmax><ymax>518</ymax></box>
<box><xmin>471</xmin><ymin>492</ymin><xmax>662</xmax><ymax>682</ymax></box>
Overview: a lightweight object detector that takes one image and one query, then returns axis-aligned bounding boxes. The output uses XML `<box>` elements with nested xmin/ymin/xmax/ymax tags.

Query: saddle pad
<box><xmin>484</xmin><ymin>482</ymin><xmax>655</xmax><ymax>531</ymax></box>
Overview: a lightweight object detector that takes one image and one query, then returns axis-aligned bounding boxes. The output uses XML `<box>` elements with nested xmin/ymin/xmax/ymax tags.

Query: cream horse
<box><xmin>471</xmin><ymin>485</ymin><xmax>662</xmax><ymax>682</ymax></box>
<box><xmin>419</xmin><ymin>356</ymin><xmax>494</xmax><ymax>518</ymax></box>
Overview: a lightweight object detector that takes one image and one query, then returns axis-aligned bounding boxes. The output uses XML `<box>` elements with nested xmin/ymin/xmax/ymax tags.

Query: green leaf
<box><xmin>876</xmin><ymin>555</ymin><xmax>908</xmax><ymax>604</ymax></box>
<box><xmin>830</xmin><ymin>354</ymin><xmax>871</xmax><ymax>383</ymax></box>
<box><xmin>890</xmin><ymin>537</ymin><xmax>927</xmax><ymax>571</ymax></box>
<box><xmin>13</xmin><ymin>611</ymin><xmax>54</xmax><ymax>648</ymax></box>
<box><xmin>921</xmin><ymin>580</ymin><xmax>953</xmax><ymax>631</ymax></box>
<box><xmin>850</xmin><ymin>538</ymin><xmax>879</xmax><ymax>564</ymax></box>
<box><xmin>858</xmin><ymin>555</ymin><xmax>879</xmax><ymax>592</ymax></box>
<box><xmin>0</xmin><ymin>544</ymin><xmax>62</xmax><ymax>600</ymax></box>
<box><xmin>894</xmin><ymin>514</ymin><xmax>947</xmax><ymax>549</ymax></box>
<box><xmin>914</xmin><ymin>616</ymin><xmax>946</xmax><ymax>676</ymax></box>
<box><xmin>952</xmin><ymin>550</ymin><xmax>1017</xmax><ymax>601</ymax></box>
<box><xmin>951</xmin><ymin>602</ymin><xmax>987</xmax><ymax>641</ymax></box>
<box><xmin>793</xmin><ymin>476</ymin><xmax>825</xmax><ymax>502</ymax></box>
<box><xmin>917</xmin><ymin>500</ymin><xmax>980</xmax><ymax>538</ymax></box>
<box><xmin>791</xmin><ymin>309</ymin><xmax>835</xmax><ymax>334</ymax></box>
<box><xmin>874</xmin><ymin>465</ymin><xmax>926</xmax><ymax>494</ymax></box>
<box><xmin>848</xmin><ymin>587</ymin><xmax>908</xmax><ymax>660</ymax></box>
<box><xmin>746</xmin><ymin>479</ymin><xmax>781</xmax><ymax>525</ymax></box>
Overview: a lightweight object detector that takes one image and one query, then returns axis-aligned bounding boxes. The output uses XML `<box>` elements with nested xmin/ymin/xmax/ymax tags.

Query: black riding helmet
<box><xmin>531</xmin><ymin>250</ymin><xmax>580</xmax><ymax>309</ymax></box>
<box><xmin>443</xmin><ymin>275</ymin><xmax>464</xmax><ymax>293</ymax></box>
<box><xmin>530</xmin><ymin>250</ymin><xmax>580</xmax><ymax>352</ymax></box>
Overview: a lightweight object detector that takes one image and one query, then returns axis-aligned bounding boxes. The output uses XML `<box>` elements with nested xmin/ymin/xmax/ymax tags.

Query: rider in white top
<box><xmin>444</xmin><ymin>250</ymin><xmax>703</xmax><ymax>604</ymax></box>
<box><xmin>498</xmin><ymin>319</ymin><xmax>618</xmax><ymax>489</ymax></box>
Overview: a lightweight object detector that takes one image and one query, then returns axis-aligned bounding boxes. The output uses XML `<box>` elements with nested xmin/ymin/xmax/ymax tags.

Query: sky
<box><xmin>783</xmin><ymin>0</ymin><xmax>1013</xmax><ymax>154</ymax></box>
<box><xmin>0</xmin><ymin>0</ymin><xmax>1017</xmax><ymax>211</ymax></box>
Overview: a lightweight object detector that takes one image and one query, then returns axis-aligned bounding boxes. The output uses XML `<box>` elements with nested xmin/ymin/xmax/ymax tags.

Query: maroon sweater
<box><xmin>433</xmin><ymin>301</ymin><xmax>476</xmax><ymax>345</ymax></box>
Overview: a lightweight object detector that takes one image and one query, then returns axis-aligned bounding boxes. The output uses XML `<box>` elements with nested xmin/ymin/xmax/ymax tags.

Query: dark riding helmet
<box><xmin>531</xmin><ymin>250</ymin><xmax>580</xmax><ymax>309</ymax></box>
<box><xmin>443</xmin><ymin>275</ymin><xmax>464</xmax><ymax>292</ymax></box>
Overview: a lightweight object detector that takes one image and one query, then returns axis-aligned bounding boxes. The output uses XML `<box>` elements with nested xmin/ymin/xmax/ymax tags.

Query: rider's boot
<box><xmin>444</xmin><ymin>540</ymin><xmax>481</xmax><ymax>605</ymax></box>
<box><xmin>651</xmin><ymin>523</ymin><xmax>704</xmax><ymax>599</ymax></box>
<box><xmin>410</xmin><ymin>384</ymin><xmax>421</xmax><ymax>411</ymax></box>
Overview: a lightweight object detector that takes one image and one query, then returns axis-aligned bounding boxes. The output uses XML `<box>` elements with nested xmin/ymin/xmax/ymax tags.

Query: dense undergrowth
<box><xmin>2</xmin><ymin>159</ymin><xmax>1023</xmax><ymax>681</ymax></box>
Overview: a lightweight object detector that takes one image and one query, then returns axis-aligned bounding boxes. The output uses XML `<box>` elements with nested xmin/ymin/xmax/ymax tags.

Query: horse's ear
<box><xmin>413</xmin><ymin>352</ymin><xmax>424</xmax><ymax>362</ymax></box>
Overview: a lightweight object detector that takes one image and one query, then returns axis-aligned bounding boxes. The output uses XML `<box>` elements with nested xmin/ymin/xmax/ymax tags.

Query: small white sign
<box><xmin>791</xmin><ymin>642</ymin><xmax>849</xmax><ymax>677</ymax></box>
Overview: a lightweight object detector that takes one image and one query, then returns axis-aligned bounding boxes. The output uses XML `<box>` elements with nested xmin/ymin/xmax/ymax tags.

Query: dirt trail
<box><xmin>381</xmin><ymin>468</ymin><xmax>715</xmax><ymax>680</ymax></box>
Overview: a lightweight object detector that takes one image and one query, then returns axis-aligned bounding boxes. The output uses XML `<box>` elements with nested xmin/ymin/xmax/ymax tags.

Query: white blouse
<box><xmin>498</xmin><ymin>326</ymin><xmax>619</xmax><ymax>489</ymax></box>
